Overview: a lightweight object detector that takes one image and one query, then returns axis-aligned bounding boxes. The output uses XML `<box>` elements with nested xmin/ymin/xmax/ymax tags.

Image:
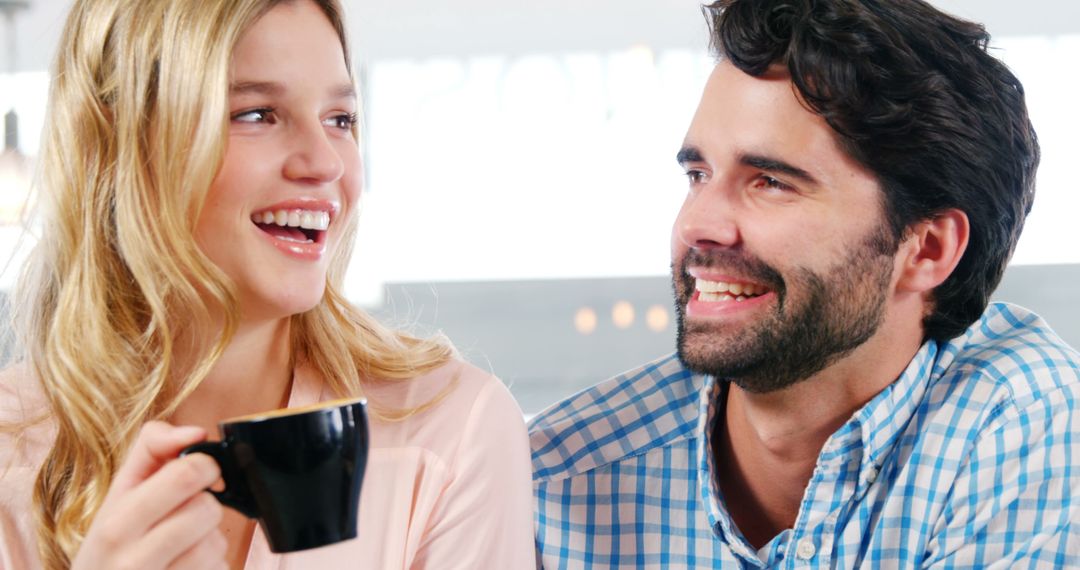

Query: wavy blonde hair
<box><xmin>13</xmin><ymin>0</ymin><xmax>453</xmax><ymax>567</ymax></box>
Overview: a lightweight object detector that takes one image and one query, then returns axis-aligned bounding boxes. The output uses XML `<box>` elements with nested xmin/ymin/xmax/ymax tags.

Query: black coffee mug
<box><xmin>182</xmin><ymin>397</ymin><xmax>369</xmax><ymax>553</ymax></box>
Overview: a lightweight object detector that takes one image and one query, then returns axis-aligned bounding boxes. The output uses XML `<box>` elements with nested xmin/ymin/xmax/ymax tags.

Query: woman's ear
<box><xmin>895</xmin><ymin>209</ymin><xmax>970</xmax><ymax>294</ymax></box>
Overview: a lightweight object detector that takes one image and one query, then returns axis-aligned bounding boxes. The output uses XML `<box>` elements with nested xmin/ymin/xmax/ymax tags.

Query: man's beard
<box><xmin>673</xmin><ymin>229</ymin><xmax>897</xmax><ymax>393</ymax></box>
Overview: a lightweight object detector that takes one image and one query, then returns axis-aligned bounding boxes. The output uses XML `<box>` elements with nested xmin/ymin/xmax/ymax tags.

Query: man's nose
<box><xmin>674</xmin><ymin>184</ymin><xmax>742</xmax><ymax>250</ymax></box>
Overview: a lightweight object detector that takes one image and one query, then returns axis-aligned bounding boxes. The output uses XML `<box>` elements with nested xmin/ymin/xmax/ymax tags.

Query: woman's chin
<box><xmin>239</xmin><ymin>289</ymin><xmax>327</xmax><ymax>323</ymax></box>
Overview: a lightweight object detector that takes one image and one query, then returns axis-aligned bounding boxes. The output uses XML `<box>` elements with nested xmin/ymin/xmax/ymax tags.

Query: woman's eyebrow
<box><xmin>230</xmin><ymin>80</ymin><xmax>284</xmax><ymax>96</ymax></box>
<box><xmin>331</xmin><ymin>83</ymin><xmax>357</xmax><ymax>99</ymax></box>
<box><xmin>229</xmin><ymin>80</ymin><xmax>357</xmax><ymax>100</ymax></box>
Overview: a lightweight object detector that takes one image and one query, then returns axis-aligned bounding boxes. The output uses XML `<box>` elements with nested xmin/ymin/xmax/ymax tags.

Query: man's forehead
<box><xmin>683</xmin><ymin>61</ymin><xmax>880</xmax><ymax>190</ymax></box>
<box><xmin>688</xmin><ymin>62</ymin><xmax>833</xmax><ymax>152</ymax></box>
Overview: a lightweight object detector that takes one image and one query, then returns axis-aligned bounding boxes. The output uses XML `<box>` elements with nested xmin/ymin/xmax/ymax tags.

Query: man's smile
<box><xmin>682</xmin><ymin>264</ymin><xmax>782</xmax><ymax>319</ymax></box>
<box><xmin>693</xmin><ymin>277</ymin><xmax>769</xmax><ymax>303</ymax></box>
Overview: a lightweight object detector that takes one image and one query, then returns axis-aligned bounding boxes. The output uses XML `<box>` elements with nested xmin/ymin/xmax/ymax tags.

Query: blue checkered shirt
<box><xmin>529</xmin><ymin>303</ymin><xmax>1080</xmax><ymax>568</ymax></box>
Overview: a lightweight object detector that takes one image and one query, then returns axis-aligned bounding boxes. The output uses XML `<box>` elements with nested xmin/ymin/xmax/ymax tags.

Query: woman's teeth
<box><xmin>695</xmin><ymin>278</ymin><xmax>766</xmax><ymax>302</ymax></box>
<box><xmin>251</xmin><ymin>209</ymin><xmax>330</xmax><ymax>231</ymax></box>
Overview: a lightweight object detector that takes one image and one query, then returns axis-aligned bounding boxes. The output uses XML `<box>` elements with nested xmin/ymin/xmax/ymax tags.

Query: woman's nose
<box><xmin>282</xmin><ymin>122</ymin><xmax>345</xmax><ymax>184</ymax></box>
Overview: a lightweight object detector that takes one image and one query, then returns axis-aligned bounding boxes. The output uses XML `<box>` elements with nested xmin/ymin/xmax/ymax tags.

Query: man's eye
<box><xmin>232</xmin><ymin>108</ymin><xmax>274</xmax><ymax>124</ymax></box>
<box><xmin>757</xmin><ymin>175</ymin><xmax>794</xmax><ymax>192</ymax></box>
<box><xmin>685</xmin><ymin>170</ymin><xmax>707</xmax><ymax>184</ymax></box>
<box><xmin>325</xmin><ymin>113</ymin><xmax>358</xmax><ymax>130</ymax></box>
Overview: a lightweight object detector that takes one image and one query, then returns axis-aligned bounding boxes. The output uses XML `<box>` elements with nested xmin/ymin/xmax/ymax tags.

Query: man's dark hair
<box><xmin>705</xmin><ymin>0</ymin><xmax>1040</xmax><ymax>341</ymax></box>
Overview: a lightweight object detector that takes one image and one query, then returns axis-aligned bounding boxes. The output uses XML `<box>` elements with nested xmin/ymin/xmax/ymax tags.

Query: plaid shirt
<box><xmin>529</xmin><ymin>303</ymin><xmax>1080</xmax><ymax>569</ymax></box>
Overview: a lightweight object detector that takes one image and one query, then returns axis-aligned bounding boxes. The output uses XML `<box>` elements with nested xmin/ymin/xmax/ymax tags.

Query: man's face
<box><xmin>672</xmin><ymin>61</ymin><xmax>899</xmax><ymax>393</ymax></box>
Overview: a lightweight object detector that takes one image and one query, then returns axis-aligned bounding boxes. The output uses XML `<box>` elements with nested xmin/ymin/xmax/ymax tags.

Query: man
<box><xmin>529</xmin><ymin>0</ymin><xmax>1078</xmax><ymax>567</ymax></box>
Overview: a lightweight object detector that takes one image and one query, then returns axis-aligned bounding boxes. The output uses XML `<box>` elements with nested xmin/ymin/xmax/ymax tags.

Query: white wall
<box><xmin>6</xmin><ymin>1</ymin><xmax>1080</xmax><ymax>73</ymax></box>
<box><xmin>3</xmin><ymin>0</ymin><xmax>1078</xmax><ymax>300</ymax></box>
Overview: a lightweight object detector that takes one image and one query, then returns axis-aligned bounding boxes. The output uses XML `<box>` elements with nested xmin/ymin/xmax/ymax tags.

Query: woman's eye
<box><xmin>232</xmin><ymin>108</ymin><xmax>274</xmax><ymax>124</ymax></box>
<box><xmin>324</xmin><ymin>112</ymin><xmax>358</xmax><ymax>130</ymax></box>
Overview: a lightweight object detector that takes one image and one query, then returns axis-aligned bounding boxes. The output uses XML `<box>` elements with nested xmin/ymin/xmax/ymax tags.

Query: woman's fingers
<box><xmin>106</xmin><ymin>452</ymin><xmax>222</xmax><ymax>538</ymax></box>
<box><xmin>108</xmin><ymin>421</ymin><xmax>207</xmax><ymax>498</ymax></box>
<box><xmin>167</xmin><ymin>526</ymin><xmax>229</xmax><ymax>570</ymax></box>
<box><xmin>72</xmin><ymin>422</ymin><xmax>225</xmax><ymax>570</ymax></box>
<box><xmin>87</xmin><ymin>491</ymin><xmax>225</xmax><ymax>570</ymax></box>
<box><xmin>137</xmin><ymin>492</ymin><xmax>226</xmax><ymax>567</ymax></box>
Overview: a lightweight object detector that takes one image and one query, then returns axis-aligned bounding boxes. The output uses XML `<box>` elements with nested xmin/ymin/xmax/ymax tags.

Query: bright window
<box><xmin>1</xmin><ymin>38</ymin><xmax>1077</xmax><ymax>335</ymax></box>
<box><xmin>347</xmin><ymin>38</ymin><xmax>1080</xmax><ymax>306</ymax></box>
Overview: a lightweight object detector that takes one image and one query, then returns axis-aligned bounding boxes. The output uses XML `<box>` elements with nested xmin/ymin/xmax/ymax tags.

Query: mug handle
<box><xmin>181</xmin><ymin>441</ymin><xmax>259</xmax><ymax>519</ymax></box>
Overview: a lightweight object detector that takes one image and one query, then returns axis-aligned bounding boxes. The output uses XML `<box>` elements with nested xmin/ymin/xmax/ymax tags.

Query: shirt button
<box><xmin>866</xmin><ymin>465</ymin><xmax>879</xmax><ymax>484</ymax></box>
<box><xmin>796</xmin><ymin>538</ymin><xmax>816</xmax><ymax>560</ymax></box>
<box><xmin>825</xmin><ymin>513</ymin><xmax>838</xmax><ymax>525</ymax></box>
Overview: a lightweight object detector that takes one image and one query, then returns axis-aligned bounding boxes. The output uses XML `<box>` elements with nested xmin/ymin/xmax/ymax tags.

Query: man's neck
<box><xmin>713</xmin><ymin>325</ymin><xmax>923</xmax><ymax>549</ymax></box>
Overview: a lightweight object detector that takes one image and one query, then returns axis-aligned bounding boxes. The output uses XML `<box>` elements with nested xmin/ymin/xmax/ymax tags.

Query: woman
<box><xmin>0</xmin><ymin>1</ymin><xmax>535</xmax><ymax>568</ymax></box>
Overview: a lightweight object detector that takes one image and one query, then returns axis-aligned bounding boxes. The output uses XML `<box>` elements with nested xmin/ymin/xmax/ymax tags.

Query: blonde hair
<box><xmin>14</xmin><ymin>0</ymin><xmax>453</xmax><ymax>567</ymax></box>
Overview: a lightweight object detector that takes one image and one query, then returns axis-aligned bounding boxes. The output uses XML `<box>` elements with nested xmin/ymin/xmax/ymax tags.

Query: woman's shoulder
<box><xmin>363</xmin><ymin>357</ymin><xmax>512</xmax><ymax>414</ymax></box>
<box><xmin>364</xmin><ymin>358</ymin><xmax>526</xmax><ymax>453</ymax></box>
<box><xmin>421</xmin><ymin>358</ymin><xmax>523</xmax><ymax>421</ymax></box>
<box><xmin>0</xmin><ymin>362</ymin><xmax>50</xmax><ymax>425</ymax></box>
<box><xmin>0</xmin><ymin>362</ymin><xmax>55</xmax><ymax>462</ymax></box>
<box><xmin>0</xmin><ymin>361</ymin><xmax>32</xmax><ymax>390</ymax></box>
<box><xmin>1</xmin><ymin>362</ymin><xmax>54</xmax><ymax>491</ymax></box>
<box><xmin>0</xmin><ymin>363</ymin><xmax>51</xmax><ymax>570</ymax></box>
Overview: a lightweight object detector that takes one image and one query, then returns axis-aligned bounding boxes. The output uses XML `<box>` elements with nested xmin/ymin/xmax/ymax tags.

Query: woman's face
<box><xmin>195</xmin><ymin>0</ymin><xmax>361</xmax><ymax>322</ymax></box>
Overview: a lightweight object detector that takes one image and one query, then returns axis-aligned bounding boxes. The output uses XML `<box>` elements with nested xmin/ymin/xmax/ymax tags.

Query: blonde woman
<box><xmin>0</xmin><ymin>0</ymin><xmax>535</xmax><ymax>568</ymax></box>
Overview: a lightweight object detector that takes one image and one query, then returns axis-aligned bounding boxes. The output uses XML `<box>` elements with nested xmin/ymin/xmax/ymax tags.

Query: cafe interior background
<box><xmin>1</xmin><ymin>0</ymin><xmax>1078</xmax><ymax>417</ymax></box>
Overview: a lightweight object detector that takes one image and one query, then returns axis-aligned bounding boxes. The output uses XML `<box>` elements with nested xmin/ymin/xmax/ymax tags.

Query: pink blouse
<box><xmin>0</xmin><ymin>359</ymin><xmax>536</xmax><ymax>569</ymax></box>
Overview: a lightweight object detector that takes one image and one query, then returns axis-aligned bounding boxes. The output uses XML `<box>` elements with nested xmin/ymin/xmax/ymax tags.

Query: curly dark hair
<box><xmin>704</xmin><ymin>0</ymin><xmax>1040</xmax><ymax>341</ymax></box>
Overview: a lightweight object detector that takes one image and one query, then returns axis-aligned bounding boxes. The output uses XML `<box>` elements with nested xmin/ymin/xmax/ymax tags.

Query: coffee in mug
<box><xmin>182</xmin><ymin>397</ymin><xmax>369</xmax><ymax>552</ymax></box>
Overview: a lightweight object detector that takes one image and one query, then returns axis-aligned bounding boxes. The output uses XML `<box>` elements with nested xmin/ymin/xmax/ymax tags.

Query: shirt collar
<box><xmin>696</xmin><ymin>377</ymin><xmax>766</xmax><ymax>564</ymax></box>
<box><xmin>694</xmin><ymin>339</ymin><xmax>946</xmax><ymax>564</ymax></box>
<box><xmin>852</xmin><ymin>340</ymin><xmax>942</xmax><ymax>474</ymax></box>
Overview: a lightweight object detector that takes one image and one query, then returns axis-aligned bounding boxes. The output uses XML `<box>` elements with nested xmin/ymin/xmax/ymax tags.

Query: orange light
<box><xmin>574</xmin><ymin>307</ymin><xmax>598</xmax><ymax>335</ymax></box>
<box><xmin>612</xmin><ymin>301</ymin><xmax>635</xmax><ymax>329</ymax></box>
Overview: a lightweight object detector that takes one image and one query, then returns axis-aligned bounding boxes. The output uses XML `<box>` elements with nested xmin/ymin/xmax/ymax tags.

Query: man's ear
<box><xmin>895</xmin><ymin>209</ymin><xmax>969</xmax><ymax>294</ymax></box>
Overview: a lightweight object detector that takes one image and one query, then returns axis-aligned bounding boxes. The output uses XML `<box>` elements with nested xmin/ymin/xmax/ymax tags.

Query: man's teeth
<box><xmin>252</xmin><ymin>209</ymin><xmax>330</xmax><ymax>231</ymax></box>
<box><xmin>694</xmin><ymin>278</ymin><xmax>766</xmax><ymax>302</ymax></box>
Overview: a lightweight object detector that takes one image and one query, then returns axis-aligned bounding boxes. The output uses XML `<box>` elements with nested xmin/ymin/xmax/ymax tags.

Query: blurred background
<box><xmin>1</xmin><ymin>0</ymin><xmax>1078</xmax><ymax>415</ymax></box>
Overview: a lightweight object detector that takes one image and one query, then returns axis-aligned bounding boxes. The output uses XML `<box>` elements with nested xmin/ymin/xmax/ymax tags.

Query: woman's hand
<box><xmin>71</xmin><ymin>421</ymin><xmax>228</xmax><ymax>570</ymax></box>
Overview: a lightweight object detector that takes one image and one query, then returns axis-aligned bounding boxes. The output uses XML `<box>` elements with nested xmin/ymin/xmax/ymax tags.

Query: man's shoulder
<box><xmin>528</xmin><ymin>353</ymin><xmax>705</xmax><ymax>484</ymax></box>
<box><xmin>940</xmin><ymin>302</ymin><xmax>1080</xmax><ymax>415</ymax></box>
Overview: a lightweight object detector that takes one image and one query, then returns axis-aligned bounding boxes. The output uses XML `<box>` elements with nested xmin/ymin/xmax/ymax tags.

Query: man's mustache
<box><xmin>674</xmin><ymin>250</ymin><xmax>786</xmax><ymax>301</ymax></box>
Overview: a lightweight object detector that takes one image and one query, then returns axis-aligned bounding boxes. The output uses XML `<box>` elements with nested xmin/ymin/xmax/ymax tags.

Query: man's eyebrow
<box><xmin>229</xmin><ymin>81</ymin><xmax>357</xmax><ymax>100</ymax></box>
<box><xmin>676</xmin><ymin>146</ymin><xmax>703</xmax><ymax>165</ymax></box>
<box><xmin>741</xmin><ymin>153</ymin><xmax>819</xmax><ymax>185</ymax></box>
